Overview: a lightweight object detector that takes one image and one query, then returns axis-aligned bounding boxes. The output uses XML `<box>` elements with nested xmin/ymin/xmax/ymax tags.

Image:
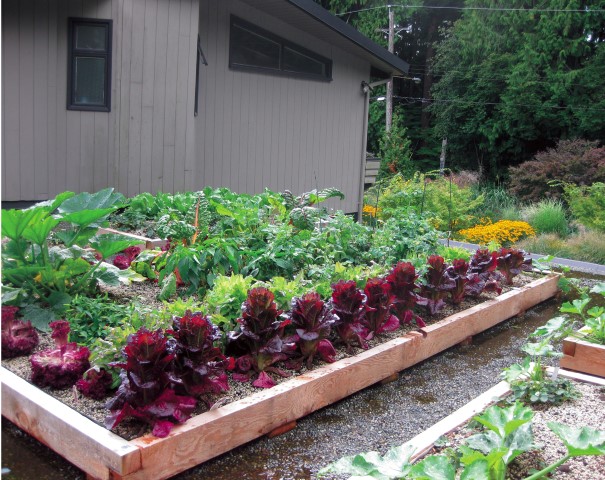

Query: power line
<box><xmin>335</xmin><ymin>4</ymin><xmax>605</xmax><ymax>16</ymax></box>
<box><xmin>392</xmin><ymin>95</ymin><xmax>605</xmax><ymax>112</ymax></box>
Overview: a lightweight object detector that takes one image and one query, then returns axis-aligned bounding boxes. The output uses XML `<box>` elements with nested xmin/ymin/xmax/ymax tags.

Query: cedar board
<box><xmin>1</xmin><ymin>274</ymin><xmax>559</xmax><ymax>480</ymax></box>
<box><xmin>561</xmin><ymin>336</ymin><xmax>605</xmax><ymax>378</ymax></box>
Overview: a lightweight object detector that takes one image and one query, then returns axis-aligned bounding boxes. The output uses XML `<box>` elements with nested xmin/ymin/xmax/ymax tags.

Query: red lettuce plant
<box><xmin>30</xmin><ymin>320</ymin><xmax>90</xmax><ymax>389</ymax></box>
<box><xmin>285</xmin><ymin>292</ymin><xmax>338</xmax><ymax>370</ymax></box>
<box><xmin>105</xmin><ymin>328</ymin><xmax>196</xmax><ymax>438</ymax></box>
<box><xmin>362</xmin><ymin>278</ymin><xmax>399</xmax><ymax>338</ymax></box>
<box><xmin>1</xmin><ymin>306</ymin><xmax>39</xmax><ymax>359</ymax></box>
<box><xmin>227</xmin><ymin>288</ymin><xmax>294</xmax><ymax>388</ymax></box>
<box><xmin>168</xmin><ymin>311</ymin><xmax>234</xmax><ymax>399</ymax></box>
<box><xmin>330</xmin><ymin>280</ymin><xmax>368</xmax><ymax>352</ymax></box>
<box><xmin>113</xmin><ymin>245</ymin><xmax>142</xmax><ymax>270</ymax></box>
<box><xmin>496</xmin><ymin>248</ymin><xmax>533</xmax><ymax>285</ymax></box>
<box><xmin>468</xmin><ymin>249</ymin><xmax>503</xmax><ymax>295</ymax></box>
<box><xmin>445</xmin><ymin>259</ymin><xmax>483</xmax><ymax>305</ymax></box>
<box><xmin>77</xmin><ymin>367</ymin><xmax>114</xmax><ymax>400</ymax></box>
<box><xmin>418</xmin><ymin>255</ymin><xmax>456</xmax><ymax>315</ymax></box>
<box><xmin>385</xmin><ymin>262</ymin><xmax>426</xmax><ymax>328</ymax></box>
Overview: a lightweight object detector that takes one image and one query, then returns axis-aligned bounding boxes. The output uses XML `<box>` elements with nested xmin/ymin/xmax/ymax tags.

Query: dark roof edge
<box><xmin>285</xmin><ymin>0</ymin><xmax>409</xmax><ymax>75</ymax></box>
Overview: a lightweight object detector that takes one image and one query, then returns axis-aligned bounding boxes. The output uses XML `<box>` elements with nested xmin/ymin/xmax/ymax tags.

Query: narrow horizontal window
<box><xmin>229</xmin><ymin>16</ymin><xmax>332</xmax><ymax>81</ymax></box>
<box><xmin>67</xmin><ymin>18</ymin><xmax>112</xmax><ymax>111</ymax></box>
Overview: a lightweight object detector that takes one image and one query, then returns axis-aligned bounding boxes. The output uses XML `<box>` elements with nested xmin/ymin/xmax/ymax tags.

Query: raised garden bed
<box><xmin>1</xmin><ymin>274</ymin><xmax>559</xmax><ymax>480</ymax></box>
<box><xmin>561</xmin><ymin>335</ymin><xmax>605</xmax><ymax>378</ymax></box>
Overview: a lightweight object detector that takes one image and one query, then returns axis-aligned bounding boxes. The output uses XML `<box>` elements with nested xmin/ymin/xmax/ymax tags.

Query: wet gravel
<box><xmin>2</xmin><ymin>274</ymin><xmax>602</xmax><ymax>480</ymax></box>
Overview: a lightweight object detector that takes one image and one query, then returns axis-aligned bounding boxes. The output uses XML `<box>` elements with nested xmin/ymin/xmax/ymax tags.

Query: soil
<box><xmin>1</xmin><ymin>272</ymin><xmax>541</xmax><ymax>441</ymax></box>
<box><xmin>429</xmin><ymin>381</ymin><xmax>605</xmax><ymax>479</ymax></box>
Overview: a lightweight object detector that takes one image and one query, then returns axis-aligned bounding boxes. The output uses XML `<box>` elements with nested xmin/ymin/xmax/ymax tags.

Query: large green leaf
<box><xmin>1</xmin><ymin>208</ymin><xmax>46</xmax><ymax>242</ymax></box>
<box><xmin>158</xmin><ymin>272</ymin><xmax>177</xmax><ymax>301</ymax></box>
<box><xmin>521</xmin><ymin>342</ymin><xmax>561</xmax><ymax>358</ymax></box>
<box><xmin>88</xmin><ymin>234</ymin><xmax>142</xmax><ymax>259</ymax></box>
<box><xmin>22</xmin><ymin>216</ymin><xmax>61</xmax><ymax>245</ymax></box>
<box><xmin>547</xmin><ymin>422</ymin><xmax>605</xmax><ymax>457</ymax></box>
<box><xmin>474</xmin><ymin>402</ymin><xmax>534</xmax><ymax>439</ymax></box>
<box><xmin>57</xmin><ymin>188</ymin><xmax>125</xmax><ymax>214</ymax></box>
<box><xmin>460</xmin><ymin>459</ymin><xmax>490</xmax><ymax>480</ymax></box>
<box><xmin>408</xmin><ymin>455</ymin><xmax>455</xmax><ymax>480</ymax></box>
<box><xmin>21</xmin><ymin>304</ymin><xmax>56</xmax><ymax>332</ymax></box>
<box><xmin>530</xmin><ymin>316</ymin><xmax>569</xmax><ymax>338</ymax></box>
<box><xmin>318</xmin><ymin>444</ymin><xmax>415</xmax><ymax>479</ymax></box>
<box><xmin>59</xmin><ymin>208</ymin><xmax>117</xmax><ymax>228</ymax></box>
<box><xmin>590</xmin><ymin>283</ymin><xmax>605</xmax><ymax>295</ymax></box>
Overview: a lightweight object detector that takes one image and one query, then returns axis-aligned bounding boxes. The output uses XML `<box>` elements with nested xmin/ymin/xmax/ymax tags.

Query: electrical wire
<box><xmin>335</xmin><ymin>4</ymin><xmax>605</xmax><ymax>16</ymax></box>
<box><xmin>391</xmin><ymin>95</ymin><xmax>605</xmax><ymax>112</ymax></box>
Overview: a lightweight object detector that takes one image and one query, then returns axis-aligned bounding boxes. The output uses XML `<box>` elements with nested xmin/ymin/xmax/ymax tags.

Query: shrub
<box><xmin>377</xmin><ymin>113</ymin><xmax>413</xmax><ymax>180</ymax></box>
<box><xmin>521</xmin><ymin>199</ymin><xmax>569</xmax><ymax>237</ymax></box>
<box><xmin>373</xmin><ymin>173</ymin><xmax>484</xmax><ymax>232</ymax></box>
<box><xmin>471</xmin><ymin>183</ymin><xmax>519</xmax><ymax>222</ymax></box>
<box><xmin>563</xmin><ymin>182</ymin><xmax>605</xmax><ymax>233</ymax></box>
<box><xmin>458</xmin><ymin>220</ymin><xmax>535</xmax><ymax>246</ymax></box>
<box><xmin>508</xmin><ymin>139</ymin><xmax>605</xmax><ymax>202</ymax></box>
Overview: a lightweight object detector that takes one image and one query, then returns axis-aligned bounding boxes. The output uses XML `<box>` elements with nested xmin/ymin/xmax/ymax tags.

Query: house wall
<box><xmin>196</xmin><ymin>0</ymin><xmax>369</xmax><ymax>213</ymax></box>
<box><xmin>1</xmin><ymin>0</ymin><xmax>199</xmax><ymax>201</ymax></box>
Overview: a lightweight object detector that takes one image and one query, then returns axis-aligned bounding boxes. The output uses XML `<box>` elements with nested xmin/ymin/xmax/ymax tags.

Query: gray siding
<box><xmin>1</xmin><ymin>0</ymin><xmax>199</xmax><ymax>201</ymax></box>
<box><xmin>196</xmin><ymin>0</ymin><xmax>369</xmax><ymax>213</ymax></box>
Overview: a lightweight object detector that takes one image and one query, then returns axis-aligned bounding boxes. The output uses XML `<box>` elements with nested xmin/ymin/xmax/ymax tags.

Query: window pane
<box><xmin>74</xmin><ymin>57</ymin><xmax>105</xmax><ymax>105</ymax></box>
<box><xmin>231</xmin><ymin>23</ymin><xmax>280</xmax><ymax>70</ymax></box>
<box><xmin>75</xmin><ymin>25</ymin><xmax>106</xmax><ymax>51</ymax></box>
<box><xmin>283</xmin><ymin>46</ymin><xmax>326</xmax><ymax>77</ymax></box>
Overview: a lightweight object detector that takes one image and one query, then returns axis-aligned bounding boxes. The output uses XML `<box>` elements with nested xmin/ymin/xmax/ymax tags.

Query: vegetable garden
<box><xmin>2</xmin><ymin>185</ymin><xmax>604</xmax><ymax>479</ymax></box>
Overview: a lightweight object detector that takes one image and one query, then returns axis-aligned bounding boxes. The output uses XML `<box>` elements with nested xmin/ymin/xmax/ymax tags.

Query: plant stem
<box><xmin>523</xmin><ymin>454</ymin><xmax>570</xmax><ymax>480</ymax></box>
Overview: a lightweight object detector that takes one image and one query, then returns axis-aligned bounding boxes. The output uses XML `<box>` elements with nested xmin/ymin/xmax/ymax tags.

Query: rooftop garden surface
<box><xmin>1</xmin><ymin>186</ymin><xmax>544</xmax><ymax>441</ymax></box>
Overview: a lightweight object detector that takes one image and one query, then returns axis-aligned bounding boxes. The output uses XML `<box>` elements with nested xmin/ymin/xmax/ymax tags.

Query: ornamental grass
<box><xmin>458</xmin><ymin>220</ymin><xmax>535</xmax><ymax>246</ymax></box>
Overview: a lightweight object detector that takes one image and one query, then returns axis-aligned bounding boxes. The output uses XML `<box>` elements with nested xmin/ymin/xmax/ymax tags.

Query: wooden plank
<box><xmin>2</xmin><ymin>0</ymin><xmax>22</xmax><ymax>200</ymax></box>
<box><xmin>1</xmin><ymin>368</ymin><xmax>141</xmax><ymax>479</ymax></box>
<box><xmin>126</xmin><ymin>0</ymin><xmax>146</xmax><ymax>197</ymax></box>
<box><xmin>19</xmin><ymin>0</ymin><xmax>36</xmax><ymax>199</ymax></box>
<box><xmin>560</xmin><ymin>338</ymin><xmax>605</xmax><ymax>378</ymax></box>
<box><xmin>162</xmin><ymin>0</ymin><xmax>180</xmax><ymax>193</ymax></box>
<box><xmin>548</xmin><ymin>365</ymin><xmax>605</xmax><ymax>385</ymax></box>
<box><xmin>150</xmin><ymin>0</ymin><xmax>169</xmax><ymax>194</ymax></box>
<box><xmin>33</xmin><ymin>0</ymin><xmax>50</xmax><ymax>198</ymax></box>
<box><xmin>117</xmin><ymin>0</ymin><xmax>133</xmax><ymax>195</ymax></box>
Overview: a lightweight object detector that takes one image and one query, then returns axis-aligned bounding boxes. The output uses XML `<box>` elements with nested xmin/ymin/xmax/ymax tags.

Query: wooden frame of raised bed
<box><xmin>561</xmin><ymin>336</ymin><xmax>605</xmax><ymax>378</ymax></box>
<box><xmin>1</xmin><ymin>274</ymin><xmax>559</xmax><ymax>480</ymax></box>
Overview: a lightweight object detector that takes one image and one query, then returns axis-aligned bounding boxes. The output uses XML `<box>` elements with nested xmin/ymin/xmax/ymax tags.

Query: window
<box><xmin>67</xmin><ymin>18</ymin><xmax>112</xmax><ymax>111</ymax></box>
<box><xmin>229</xmin><ymin>16</ymin><xmax>332</xmax><ymax>81</ymax></box>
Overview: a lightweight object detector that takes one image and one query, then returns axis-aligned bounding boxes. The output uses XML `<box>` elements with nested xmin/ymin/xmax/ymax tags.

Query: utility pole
<box><xmin>386</xmin><ymin>5</ymin><xmax>394</xmax><ymax>132</ymax></box>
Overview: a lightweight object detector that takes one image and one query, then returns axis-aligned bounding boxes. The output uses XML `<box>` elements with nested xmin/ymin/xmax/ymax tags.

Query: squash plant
<box><xmin>1</xmin><ymin>189</ymin><xmax>143</xmax><ymax>327</ymax></box>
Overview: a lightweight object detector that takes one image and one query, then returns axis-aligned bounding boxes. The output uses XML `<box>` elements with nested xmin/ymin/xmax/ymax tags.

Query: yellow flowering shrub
<box><xmin>458</xmin><ymin>220</ymin><xmax>535</xmax><ymax>245</ymax></box>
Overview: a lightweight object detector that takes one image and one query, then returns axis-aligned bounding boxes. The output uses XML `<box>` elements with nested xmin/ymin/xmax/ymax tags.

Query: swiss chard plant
<box><xmin>30</xmin><ymin>320</ymin><xmax>90</xmax><ymax>389</ymax></box>
<box><xmin>496</xmin><ymin>248</ymin><xmax>533</xmax><ymax>285</ymax></box>
<box><xmin>168</xmin><ymin>311</ymin><xmax>234</xmax><ymax>400</ymax></box>
<box><xmin>330</xmin><ymin>280</ymin><xmax>369</xmax><ymax>352</ymax></box>
<box><xmin>285</xmin><ymin>292</ymin><xmax>338</xmax><ymax>370</ymax></box>
<box><xmin>226</xmin><ymin>287</ymin><xmax>294</xmax><ymax>388</ymax></box>
<box><xmin>105</xmin><ymin>327</ymin><xmax>196</xmax><ymax>438</ymax></box>
<box><xmin>385</xmin><ymin>262</ymin><xmax>425</xmax><ymax>328</ymax></box>
<box><xmin>1</xmin><ymin>305</ymin><xmax>39</xmax><ymax>359</ymax></box>
<box><xmin>361</xmin><ymin>277</ymin><xmax>399</xmax><ymax>338</ymax></box>
<box><xmin>418</xmin><ymin>255</ymin><xmax>455</xmax><ymax>315</ymax></box>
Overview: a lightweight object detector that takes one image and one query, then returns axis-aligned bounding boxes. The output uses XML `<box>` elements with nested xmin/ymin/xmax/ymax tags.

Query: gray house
<box><xmin>2</xmin><ymin>0</ymin><xmax>408</xmax><ymax>214</ymax></box>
